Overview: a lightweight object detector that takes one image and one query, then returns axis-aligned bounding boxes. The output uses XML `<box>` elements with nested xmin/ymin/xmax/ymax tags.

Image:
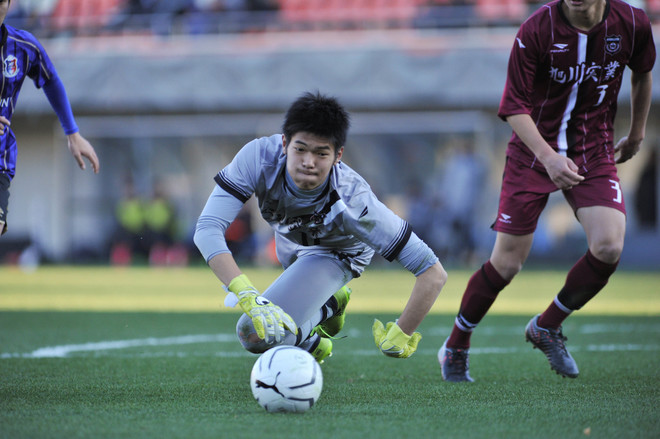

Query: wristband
<box><xmin>228</xmin><ymin>274</ymin><xmax>255</xmax><ymax>295</ymax></box>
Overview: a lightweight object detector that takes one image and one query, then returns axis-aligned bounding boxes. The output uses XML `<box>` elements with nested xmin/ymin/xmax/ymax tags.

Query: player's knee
<box><xmin>590</xmin><ymin>240</ymin><xmax>623</xmax><ymax>264</ymax></box>
<box><xmin>492</xmin><ymin>258</ymin><xmax>523</xmax><ymax>281</ymax></box>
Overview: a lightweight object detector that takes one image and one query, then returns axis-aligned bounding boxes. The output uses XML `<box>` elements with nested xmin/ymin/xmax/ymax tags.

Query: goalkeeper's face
<box><xmin>283</xmin><ymin>132</ymin><xmax>343</xmax><ymax>191</ymax></box>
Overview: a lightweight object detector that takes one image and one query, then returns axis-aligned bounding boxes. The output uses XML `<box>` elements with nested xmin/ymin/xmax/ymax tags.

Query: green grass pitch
<box><xmin>1</xmin><ymin>266</ymin><xmax>659</xmax><ymax>438</ymax></box>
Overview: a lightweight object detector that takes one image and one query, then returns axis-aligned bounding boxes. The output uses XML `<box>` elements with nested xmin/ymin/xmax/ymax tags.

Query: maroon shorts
<box><xmin>492</xmin><ymin>157</ymin><xmax>626</xmax><ymax>235</ymax></box>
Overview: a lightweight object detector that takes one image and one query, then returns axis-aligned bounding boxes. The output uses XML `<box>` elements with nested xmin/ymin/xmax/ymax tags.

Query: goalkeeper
<box><xmin>194</xmin><ymin>91</ymin><xmax>447</xmax><ymax>363</ymax></box>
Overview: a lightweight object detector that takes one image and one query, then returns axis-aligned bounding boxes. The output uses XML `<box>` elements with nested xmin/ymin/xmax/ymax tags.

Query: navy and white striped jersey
<box><xmin>199</xmin><ymin>134</ymin><xmax>438</xmax><ymax>276</ymax></box>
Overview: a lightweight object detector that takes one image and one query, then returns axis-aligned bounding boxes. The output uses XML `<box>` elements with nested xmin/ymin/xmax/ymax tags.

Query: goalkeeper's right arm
<box><xmin>194</xmin><ymin>186</ymin><xmax>296</xmax><ymax>343</ymax></box>
<box><xmin>207</xmin><ymin>254</ymin><xmax>297</xmax><ymax>343</ymax></box>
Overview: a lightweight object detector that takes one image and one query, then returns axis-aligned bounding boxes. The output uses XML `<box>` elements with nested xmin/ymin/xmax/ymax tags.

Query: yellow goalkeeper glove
<box><xmin>229</xmin><ymin>274</ymin><xmax>297</xmax><ymax>343</ymax></box>
<box><xmin>372</xmin><ymin>319</ymin><xmax>422</xmax><ymax>358</ymax></box>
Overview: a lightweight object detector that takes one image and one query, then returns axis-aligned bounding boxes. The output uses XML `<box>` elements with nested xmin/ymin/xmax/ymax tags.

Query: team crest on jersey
<box><xmin>605</xmin><ymin>35</ymin><xmax>621</xmax><ymax>55</ymax></box>
<box><xmin>3</xmin><ymin>55</ymin><xmax>19</xmax><ymax>78</ymax></box>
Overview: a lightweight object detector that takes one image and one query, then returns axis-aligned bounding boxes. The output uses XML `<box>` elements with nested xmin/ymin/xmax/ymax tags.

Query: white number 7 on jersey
<box><xmin>595</xmin><ymin>85</ymin><xmax>608</xmax><ymax>106</ymax></box>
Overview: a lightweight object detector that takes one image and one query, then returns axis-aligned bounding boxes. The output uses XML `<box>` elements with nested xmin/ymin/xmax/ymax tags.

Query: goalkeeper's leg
<box><xmin>315</xmin><ymin>285</ymin><xmax>351</xmax><ymax>338</ymax></box>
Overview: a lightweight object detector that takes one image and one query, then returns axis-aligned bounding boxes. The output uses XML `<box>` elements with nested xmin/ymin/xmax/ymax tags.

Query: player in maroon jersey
<box><xmin>439</xmin><ymin>0</ymin><xmax>655</xmax><ymax>381</ymax></box>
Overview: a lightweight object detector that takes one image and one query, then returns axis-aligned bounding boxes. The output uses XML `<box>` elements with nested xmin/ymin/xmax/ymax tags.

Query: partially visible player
<box><xmin>0</xmin><ymin>0</ymin><xmax>99</xmax><ymax>236</ymax></box>
<box><xmin>439</xmin><ymin>0</ymin><xmax>655</xmax><ymax>381</ymax></box>
<box><xmin>194</xmin><ymin>91</ymin><xmax>447</xmax><ymax>363</ymax></box>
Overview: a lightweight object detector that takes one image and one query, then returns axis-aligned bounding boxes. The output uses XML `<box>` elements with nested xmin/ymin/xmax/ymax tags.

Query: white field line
<box><xmin>2</xmin><ymin>325</ymin><xmax>660</xmax><ymax>359</ymax></box>
<box><xmin>2</xmin><ymin>344</ymin><xmax>658</xmax><ymax>360</ymax></box>
<box><xmin>1</xmin><ymin>334</ymin><xmax>235</xmax><ymax>359</ymax></box>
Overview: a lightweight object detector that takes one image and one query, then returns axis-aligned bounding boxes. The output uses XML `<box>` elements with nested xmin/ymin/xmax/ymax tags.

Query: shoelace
<box><xmin>540</xmin><ymin>327</ymin><xmax>569</xmax><ymax>354</ymax></box>
<box><xmin>311</xmin><ymin>326</ymin><xmax>347</xmax><ymax>340</ymax></box>
<box><xmin>449</xmin><ymin>349</ymin><xmax>469</xmax><ymax>369</ymax></box>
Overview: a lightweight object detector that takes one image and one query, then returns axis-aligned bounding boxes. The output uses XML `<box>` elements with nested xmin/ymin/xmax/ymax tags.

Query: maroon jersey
<box><xmin>498</xmin><ymin>0</ymin><xmax>655</xmax><ymax>171</ymax></box>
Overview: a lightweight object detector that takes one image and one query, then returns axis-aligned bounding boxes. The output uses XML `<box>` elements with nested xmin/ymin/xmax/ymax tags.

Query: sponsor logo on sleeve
<box><xmin>498</xmin><ymin>213</ymin><xmax>512</xmax><ymax>224</ymax></box>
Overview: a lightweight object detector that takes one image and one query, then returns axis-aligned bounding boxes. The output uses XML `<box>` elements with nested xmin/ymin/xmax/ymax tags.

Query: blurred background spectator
<box><xmin>110</xmin><ymin>176</ymin><xmax>187</xmax><ymax>266</ymax></box>
<box><xmin>110</xmin><ymin>176</ymin><xmax>148</xmax><ymax>265</ymax></box>
<box><xmin>428</xmin><ymin>136</ymin><xmax>487</xmax><ymax>265</ymax></box>
<box><xmin>635</xmin><ymin>147</ymin><xmax>658</xmax><ymax>232</ymax></box>
<box><xmin>224</xmin><ymin>203</ymin><xmax>257</xmax><ymax>264</ymax></box>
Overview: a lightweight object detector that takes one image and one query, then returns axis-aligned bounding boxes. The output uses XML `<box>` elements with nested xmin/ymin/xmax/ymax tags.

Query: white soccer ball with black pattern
<box><xmin>250</xmin><ymin>345</ymin><xmax>323</xmax><ymax>413</ymax></box>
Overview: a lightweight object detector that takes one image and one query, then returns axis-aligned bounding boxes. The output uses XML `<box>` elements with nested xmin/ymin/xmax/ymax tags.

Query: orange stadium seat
<box><xmin>363</xmin><ymin>0</ymin><xmax>421</xmax><ymax>24</ymax></box>
<box><xmin>648</xmin><ymin>0</ymin><xmax>660</xmax><ymax>21</ymax></box>
<box><xmin>475</xmin><ymin>0</ymin><xmax>527</xmax><ymax>23</ymax></box>
<box><xmin>51</xmin><ymin>0</ymin><xmax>124</xmax><ymax>34</ymax></box>
<box><xmin>278</xmin><ymin>0</ymin><xmax>423</xmax><ymax>29</ymax></box>
<box><xmin>278</xmin><ymin>0</ymin><xmax>315</xmax><ymax>23</ymax></box>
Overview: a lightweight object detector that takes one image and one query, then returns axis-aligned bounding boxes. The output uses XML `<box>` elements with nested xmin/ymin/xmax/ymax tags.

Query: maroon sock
<box><xmin>538</xmin><ymin>250</ymin><xmax>618</xmax><ymax>329</ymax></box>
<box><xmin>447</xmin><ymin>261</ymin><xmax>509</xmax><ymax>349</ymax></box>
<box><xmin>537</xmin><ymin>298</ymin><xmax>571</xmax><ymax>329</ymax></box>
<box><xmin>447</xmin><ymin>321</ymin><xmax>473</xmax><ymax>349</ymax></box>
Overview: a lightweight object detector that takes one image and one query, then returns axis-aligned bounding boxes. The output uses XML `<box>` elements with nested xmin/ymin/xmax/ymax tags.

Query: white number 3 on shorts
<box><xmin>609</xmin><ymin>180</ymin><xmax>622</xmax><ymax>203</ymax></box>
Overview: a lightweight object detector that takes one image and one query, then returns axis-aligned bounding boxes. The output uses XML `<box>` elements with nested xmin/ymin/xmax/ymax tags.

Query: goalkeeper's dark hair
<box><xmin>282</xmin><ymin>91</ymin><xmax>350</xmax><ymax>154</ymax></box>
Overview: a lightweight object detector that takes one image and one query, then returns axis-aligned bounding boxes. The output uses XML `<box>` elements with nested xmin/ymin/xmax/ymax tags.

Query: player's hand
<box><xmin>0</xmin><ymin>115</ymin><xmax>10</xmax><ymax>135</ymax></box>
<box><xmin>372</xmin><ymin>319</ymin><xmax>421</xmax><ymax>358</ymax></box>
<box><xmin>67</xmin><ymin>132</ymin><xmax>100</xmax><ymax>173</ymax></box>
<box><xmin>229</xmin><ymin>274</ymin><xmax>296</xmax><ymax>344</ymax></box>
<box><xmin>542</xmin><ymin>152</ymin><xmax>584</xmax><ymax>190</ymax></box>
<box><xmin>614</xmin><ymin>136</ymin><xmax>642</xmax><ymax>164</ymax></box>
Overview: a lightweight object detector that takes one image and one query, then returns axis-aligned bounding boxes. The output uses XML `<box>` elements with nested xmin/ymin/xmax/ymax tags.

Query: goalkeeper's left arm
<box><xmin>373</xmin><ymin>261</ymin><xmax>447</xmax><ymax>358</ymax></box>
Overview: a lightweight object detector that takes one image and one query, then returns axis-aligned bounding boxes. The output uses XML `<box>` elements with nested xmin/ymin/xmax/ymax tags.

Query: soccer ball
<box><xmin>250</xmin><ymin>345</ymin><xmax>323</xmax><ymax>413</ymax></box>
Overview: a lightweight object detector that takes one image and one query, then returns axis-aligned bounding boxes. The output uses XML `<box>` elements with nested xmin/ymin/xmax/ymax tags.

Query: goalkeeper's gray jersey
<box><xmin>203</xmin><ymin>134</ymin><xmax>437</xmax><ymax>275</ymax></box>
